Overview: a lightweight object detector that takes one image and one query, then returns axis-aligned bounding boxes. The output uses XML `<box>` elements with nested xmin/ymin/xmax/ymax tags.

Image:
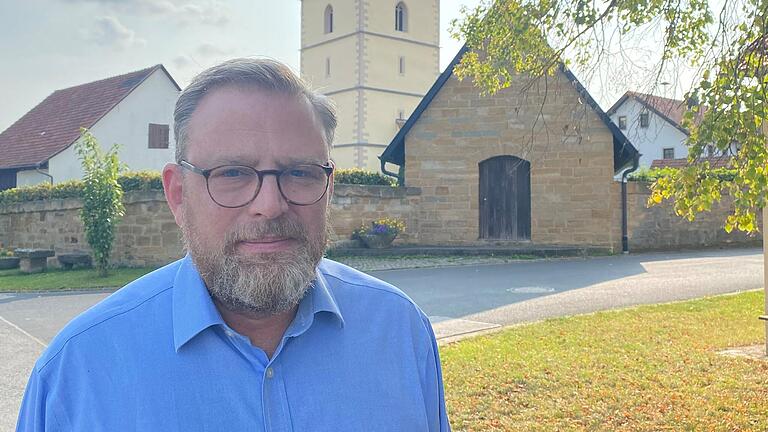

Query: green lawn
<box><xmin>0</xmin><ymin>267</ymin><xmax>156</xmax><ymax>292</ymax></box>
<box><xmin>442</xmin><ymin>290</ymin><xmax>768</xmax><ymax>431</ymax></box>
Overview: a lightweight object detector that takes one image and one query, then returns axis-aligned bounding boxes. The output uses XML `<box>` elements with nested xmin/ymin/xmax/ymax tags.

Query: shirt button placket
<box><xmin>262</xmin><ymin>364</ymin><xmax>293</xmax><ymax>432</ymax></box>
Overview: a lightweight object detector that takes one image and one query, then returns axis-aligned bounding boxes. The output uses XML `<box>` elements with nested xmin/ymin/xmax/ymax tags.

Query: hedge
<box><xmin>628</xmin><ymin>167</ymin><xmax>737</xmax><ymax>182</ymax></box>
<box><xmin>0</xmin><ymin>168</ymin><xmax>397</xmax><ymax>205</ymax></box>
<box><xmin>334</xmin><ymin>168</ymin><xmax>396</xmax><ymax>186</ymax></box>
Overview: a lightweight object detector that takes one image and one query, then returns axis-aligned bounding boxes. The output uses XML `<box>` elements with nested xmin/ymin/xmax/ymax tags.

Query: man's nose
<box><xmin>245</xmin><ymin>174</ymin><xmax>289</xmax><ymax>219</ymax></box>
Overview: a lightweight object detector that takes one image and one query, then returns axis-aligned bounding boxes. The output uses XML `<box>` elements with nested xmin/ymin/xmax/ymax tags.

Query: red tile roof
<box><xmin>607</xmin><ymin>91</ymin><xmax>706</xmax><ymax>135</ymax></box>
<box><xmin>0</xmin><ymin>65</ymin><xmax>172</xmax><ymax>170</ymax></box>
<box><xmin>651</xmin><ymin>157</ymin><xmax>732</xmax><ymax>169</ymax></box>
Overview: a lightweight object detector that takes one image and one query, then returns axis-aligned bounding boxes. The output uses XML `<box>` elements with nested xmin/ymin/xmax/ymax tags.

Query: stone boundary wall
<box><xmin>626</xmin><ymin>181</ymin><xmax>761</xmax><ymax>250</ymax></box>
<box><xmin>0</xmin><ymin>185</ymin><xmax>419</xmax><ymax>267</ymax></box>
<box><xmin>0</xmin><ymin>182</ymin><xmax>759</xmax><ymax>267</ymax></box>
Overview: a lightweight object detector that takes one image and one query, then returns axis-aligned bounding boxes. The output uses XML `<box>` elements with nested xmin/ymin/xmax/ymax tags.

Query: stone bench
<box><xmin>58</xmin><ymin>252</ymin><xmax>93</xmax><ymax>270</ymax></box>
<box><xmin>14</xmin><ymin>249</ymin><xmax>55</xmax><ymax>274</ymax></box>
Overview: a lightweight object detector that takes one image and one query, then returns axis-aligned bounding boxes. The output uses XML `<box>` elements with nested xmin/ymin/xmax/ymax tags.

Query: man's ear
<box><xmin>162</xmin><ymin>163</ymin><xmax>184</xmax><ymax>226</ymax></box>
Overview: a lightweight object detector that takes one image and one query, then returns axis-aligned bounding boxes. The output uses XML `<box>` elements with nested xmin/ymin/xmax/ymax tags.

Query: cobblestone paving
<box><xmin>330</xmin><ymin>254</ymin><xmax>539</xmax><ymax>272</ymax></box>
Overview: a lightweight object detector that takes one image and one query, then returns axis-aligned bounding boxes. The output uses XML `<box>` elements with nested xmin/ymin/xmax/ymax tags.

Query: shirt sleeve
<box><xmin>420</xmin><ymin>314</ymin><xmax>451</xmax><ymax>432</ymax></box>
<box><xmin>16</xmin><ymin>368</ymin><xmax>46</xmax><ymax>432</ymax></box>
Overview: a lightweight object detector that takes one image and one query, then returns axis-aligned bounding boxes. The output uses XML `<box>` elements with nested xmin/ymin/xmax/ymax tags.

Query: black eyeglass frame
<box><xmin>179</xmin><ymin>159</ymin><xmax>334</xmax><ymax>208</ymax></box>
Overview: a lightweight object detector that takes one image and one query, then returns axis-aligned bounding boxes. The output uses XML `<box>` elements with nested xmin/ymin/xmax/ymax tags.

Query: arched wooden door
<box><xmin>479</xmin><ymin>156</ymin><xmax>531</xmax><ymax>240</ymax></box>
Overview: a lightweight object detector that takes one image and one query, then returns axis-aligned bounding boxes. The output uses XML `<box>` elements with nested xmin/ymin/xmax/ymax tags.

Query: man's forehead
<box><xmin>185</xmin><ymin>86</ymin><xmax>326</xmax><ymax>152</ymax></box>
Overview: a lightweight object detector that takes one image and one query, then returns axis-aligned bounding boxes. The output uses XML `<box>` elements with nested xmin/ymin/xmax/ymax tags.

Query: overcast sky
<box><xmin>0</xmin><ymin>0</ymin><xmax>694</xmax><ymax>132</ymax></box>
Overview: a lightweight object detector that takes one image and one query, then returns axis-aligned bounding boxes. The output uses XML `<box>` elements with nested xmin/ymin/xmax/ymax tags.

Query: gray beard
<box><xmin>182</xmin><ymin>214</ymin><xmax>327</xmax><ymax>315</ymax></box>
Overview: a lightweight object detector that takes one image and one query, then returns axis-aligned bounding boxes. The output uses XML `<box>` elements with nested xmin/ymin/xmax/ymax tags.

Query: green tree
<box><xmin>452</xmin><ymin>0</ymin><xmax>767</xmax><ymax>233</ymax></box>
<box><xmin>75</xmin><ymin>129</ymin><xmax>125</xmax><ymax>277</ymax></box>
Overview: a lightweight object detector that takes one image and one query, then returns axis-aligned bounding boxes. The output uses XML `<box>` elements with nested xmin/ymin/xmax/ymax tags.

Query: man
<box><xmin>17</xmin><ymin>58</ymin><xmax>450</xmax><ymax>431</ymax></box>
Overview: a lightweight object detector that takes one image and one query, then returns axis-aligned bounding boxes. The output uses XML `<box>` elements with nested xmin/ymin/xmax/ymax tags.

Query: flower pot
<box><xmin>0</xmin><ymin>257</ymin><xmax>20</xmax><ymax>270</ymax></box>
<box><xmin>360</xmin><ymin>233</ymin><xmax>396</xmax><ymax>249</ymax></box>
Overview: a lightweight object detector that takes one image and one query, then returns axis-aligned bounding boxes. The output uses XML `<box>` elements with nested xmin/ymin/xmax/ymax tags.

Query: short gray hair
<box><xmin>173</xmin><ymin>58</ymin><xmax>337</xmax><ymax>163</ymax></box>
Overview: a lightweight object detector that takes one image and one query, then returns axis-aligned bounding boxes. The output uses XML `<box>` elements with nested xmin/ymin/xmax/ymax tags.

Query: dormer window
<box><xmin>324</xmin><ymin>5</ymin><xmax>333</xmax><ymax>34</ymax></box>
<box><xmin>395</xmin><ymin>3</ymin><xmax>407</xmax><ymax>32</ymax></box>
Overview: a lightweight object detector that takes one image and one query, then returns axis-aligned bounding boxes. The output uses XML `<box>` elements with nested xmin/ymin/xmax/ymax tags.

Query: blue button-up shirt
<box><xmin>17</xmin><ymin>255</ymin><xmax>450</xmax><ymax>431</ymax></box>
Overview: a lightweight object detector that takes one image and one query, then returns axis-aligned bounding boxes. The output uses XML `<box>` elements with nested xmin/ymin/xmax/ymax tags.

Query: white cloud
<box><xmin>178</xmin><ymin>3</ymin><xmax>230</xmax><ymax>27</ymax></box>
<box><xmin>63</xmin><ymin>0</ymin><xmax>230</xmax><ymax>26</ymax></box>
<box><xmin>172</xmin><ymin>55</ymin><xmax>193</xmax><ymax>69</ymax></box>
<box><xmin>195</xmin><ymin>42</ymin><xmax>232</xmax><ymax>57</ymax></box>
<box><xmin>172</xmin><ymin>43</ymin><xmax>233</xmax><ymax>70</ymax></box>
<box><xmin>82</xmin><ymin>16</ymin><xmax>147</xmax><ymax>49</ymax></box>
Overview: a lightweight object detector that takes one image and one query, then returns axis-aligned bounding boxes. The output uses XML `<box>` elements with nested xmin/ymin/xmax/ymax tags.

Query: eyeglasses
<box><xmin>179</xmin><ymin>160</ymin><xmax>334</xmax><ymax>208</ymax></box>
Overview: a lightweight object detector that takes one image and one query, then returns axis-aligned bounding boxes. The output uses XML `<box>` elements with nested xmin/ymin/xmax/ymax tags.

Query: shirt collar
<box><xmin>172</xmin><ymin>255</ymin><xmax>345</xmax><ymax>350</ymax></box>
<box><xmin>286</xmin><ymin>266</ymin><xmax>345</xmax><ymax>338</ymax></box>
<box><xmin>172</xmin><ymin>254</ymin><xmax>225</xmax><ymax>352</ymax></box>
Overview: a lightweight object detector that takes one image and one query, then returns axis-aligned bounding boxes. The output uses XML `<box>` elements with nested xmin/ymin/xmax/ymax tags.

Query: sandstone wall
<box><xmin>626</xmin><ymin>181</ymin><xmax>761</xmax><ymax>250</ymax></box>
<box><xmin>0</xmin><ymin>185</ymin><xmax>418</xmax><ymax>267</ymax></box>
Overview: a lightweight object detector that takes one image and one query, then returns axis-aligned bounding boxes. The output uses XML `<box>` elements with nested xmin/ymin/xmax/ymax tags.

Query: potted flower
<box><xmin>353</xmin><ymin>218</ymin><xmax>406</xmax><ymax>249</ymax></box>
<box><xmin>0</xmin><ymin>244</ymin><xmax>20</xmax><ymax>270</ymax></box>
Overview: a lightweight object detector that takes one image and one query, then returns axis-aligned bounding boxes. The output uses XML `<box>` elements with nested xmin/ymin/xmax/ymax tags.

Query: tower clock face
<box><xmin>299</xmin><ymin>0</ymin><xmax>440</xmax><ymax>171</ymax></box>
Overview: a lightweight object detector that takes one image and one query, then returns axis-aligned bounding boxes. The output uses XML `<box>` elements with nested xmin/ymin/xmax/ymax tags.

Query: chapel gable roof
<box><xmin>380</xmin><ymin>45</ymin><xmax>639</xmax><ymax>174</ymax></box>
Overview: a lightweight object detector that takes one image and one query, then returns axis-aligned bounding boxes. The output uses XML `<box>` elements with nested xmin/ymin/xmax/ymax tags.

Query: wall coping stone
<box><xmin>0</xmin><ymin>186</ymin><xmax>423</xmax><ymax>215</ymax></box>
<box><xmin>332</xmin><ymin>184</ymin><xmax>421</xmax><ymax>198</ymax></box>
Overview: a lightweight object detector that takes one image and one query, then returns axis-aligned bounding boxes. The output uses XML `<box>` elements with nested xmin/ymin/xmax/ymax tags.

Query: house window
<box><xmin>663</xmin><ymin>148</ymin><xmax>675</xmax><ymax>159</ymax></box>
<box><xmin>707</xmin><ymin>144</ymin><xmax>715</xmax><ymax>157</ymax></box>
<box><xmin>618</xmin><ymin>115</ymin><xmax>627</xmax><ymax>130</ymax></box>
<box><xmin>148</xmin><ymin>123</ymin><xmax>169</xmax><ymax>149</ymax></box>
<box><xmin>325</xmin><ymin>57</ymin><xmax>331</xmax><ymax>78</ymax></box>
<box><xmin>395</xmin><ymin>2</ymin><xmax>407</xmax><ymax>32</ymax></box>
<box><xmin>324</xmin><ymin>5</ymin><xmax>333</xmax><ymax>34</ymax></box>
<box><xmin>639</xmin><ymin>112</ymin><xmax>650</xmax><ymax>128</ymax></box>
<box><xmin>399</xmin><ymin>56</ymin><xmax>405</xmax><ymax>75</ymax></box>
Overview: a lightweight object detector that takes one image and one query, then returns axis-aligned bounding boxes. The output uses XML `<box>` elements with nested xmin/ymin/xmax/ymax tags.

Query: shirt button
<box><xmin>266</xmin><ymin>367</ymin><xmax>274</xmax><ymax>379</ymax></box>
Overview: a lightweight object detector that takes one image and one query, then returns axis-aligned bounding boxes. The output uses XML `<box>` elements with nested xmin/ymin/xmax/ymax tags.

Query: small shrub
<box><xmin>334</xmin><ymin>168</ymin><xmax>396</xmax><ymax>186</ymax></box>
<box><xmin>117</xmin><ymin>171</ymin><xmax>164</xmax><ymax>191</ymax></box>
<box><xmin>76</xmin><ymin>129</ymin><xmax>125</xmax><ymax>277</ymax></box>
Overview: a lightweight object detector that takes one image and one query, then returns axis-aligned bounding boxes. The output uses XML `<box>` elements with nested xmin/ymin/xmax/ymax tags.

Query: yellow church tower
<box><xmin>300</xmin><ymin>1</ymin><xmax>439</xmax><ymax>171</ymax></box>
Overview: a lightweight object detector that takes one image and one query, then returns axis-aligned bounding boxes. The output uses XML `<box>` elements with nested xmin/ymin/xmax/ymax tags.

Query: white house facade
<box><xmin>607</xmin><ymin>92</ymin><xmax>690</xmax><ymax>168</ymax></box>
<box><xmin>0</xmin><ymin>65</ymin><xmax>180</xmax><ymax>191</ymax></box>
<box><xmin>48</xmin><ymin>69</ymin><xmax>179</xmax><ymax>183</ymax></box>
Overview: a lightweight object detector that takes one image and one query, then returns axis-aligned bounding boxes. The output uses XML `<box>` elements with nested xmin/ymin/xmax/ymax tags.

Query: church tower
<box><xmin>300</xmin><ymin>0</ymin><xmax>439</xmax><ymax>171</ymax></box>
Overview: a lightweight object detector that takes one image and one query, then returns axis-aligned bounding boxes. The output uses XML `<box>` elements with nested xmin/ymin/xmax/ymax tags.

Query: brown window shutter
<box><xmin>148</xmin><ymin>123</ymin><xmax>169</xmax><ymax>149</ymax></box>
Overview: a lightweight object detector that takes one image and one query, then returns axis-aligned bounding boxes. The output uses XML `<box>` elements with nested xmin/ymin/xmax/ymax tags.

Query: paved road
<box><xmin>370</xmin><ymin>247</ymin><xmax>764</xmax><ymax>339</ymax></box>
<box><xmin>0</xmin><ymin>247</ymin><xmax>763</xmax><ymax>429</ymax></box>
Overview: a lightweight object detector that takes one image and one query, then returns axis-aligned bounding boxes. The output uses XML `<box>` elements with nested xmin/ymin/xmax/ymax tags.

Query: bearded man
<box><xmin>16</xmin><ymin>58</ymin><xmax>450</xmax><ymax>432</ymax></box>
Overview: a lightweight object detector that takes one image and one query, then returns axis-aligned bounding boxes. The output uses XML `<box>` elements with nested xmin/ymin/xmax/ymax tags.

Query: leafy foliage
<box><xmin>453</xmin><ymin>0</ymin><xmax>767</xmax><ymax>233</ymax></box>
<box><xmin>0</xmin><ymin>172</ymin><xmax>163</xmax><ymax>205</ymax></box>
<box><xmin>334</xmin><ymin>168</ymin><xmax>396</xmax><ymax>186</ymax></box>
<box><xmin>117</xmin><ymin>171</ymin><xmax>164</xmax><ymax>191</ymax></box>
<box><xmin>76</xmin><ymin>129</ymin><xmax>125</xmax><ymax>277</ymax></box>
<box><xmin>0</xmin><ymin>180</ymin><xmax>85</xmax><ymax>205</ymax></box>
